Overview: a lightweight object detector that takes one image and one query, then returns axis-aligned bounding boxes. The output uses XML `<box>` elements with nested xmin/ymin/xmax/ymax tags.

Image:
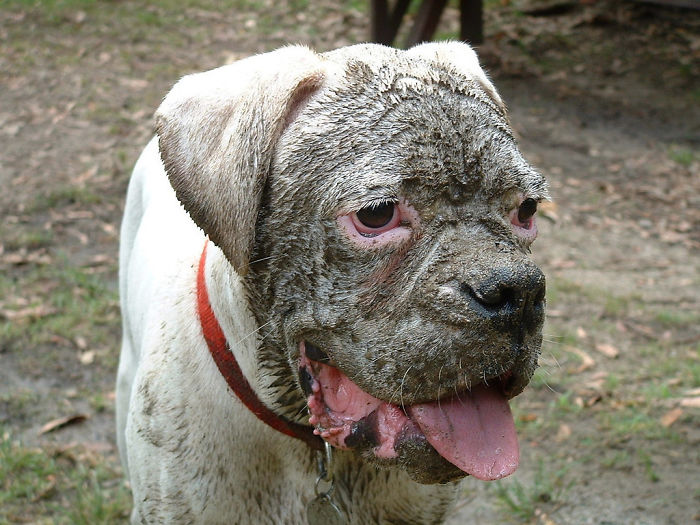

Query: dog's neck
<box><xmin>200</xmin><ymin>240</ymin><xmax>322</xmax><ymax>449</ymax></box>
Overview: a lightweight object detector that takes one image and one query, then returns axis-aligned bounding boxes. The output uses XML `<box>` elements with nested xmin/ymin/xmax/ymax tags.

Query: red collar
<box><xmin>197</xmin><ymin>241</ymin><xmax>323</xmax><ymax>450</ymax></box>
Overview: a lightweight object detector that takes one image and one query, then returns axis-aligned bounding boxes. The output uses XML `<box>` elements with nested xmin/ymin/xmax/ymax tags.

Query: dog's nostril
<box><xmin>462</xmin><ymin>266</ymin><xmax>546</xmax><ymax>316</ymax></box>
<box><xmin>466</xmin><ymin>283</ymin><xmax>521</xmax><ymax>311</ymax></box>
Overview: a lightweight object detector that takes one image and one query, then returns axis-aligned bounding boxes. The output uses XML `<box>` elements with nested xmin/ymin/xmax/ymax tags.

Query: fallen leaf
<box><xmin>66</xmin><ymin>228</ymin><xmax>89</xmax><ymax>245</ymax></box>
<box><xmin>0</xmin><ymin>305</ymin><xmax>56</xmax><ymax>321</ymax></box>
<box><xmin>519</xmin><ymin>413</ymin><xmax>538</xmax><ymax>422</ymax></box>
<box><xmin>684</xmin><ymin>387</ymin><xmax>700</xmax><ymax>396</ymax></box>
<box><xmin>594</xmin><ymin>343</ymin><xmax>620</xmax><ymax>358</ymax></box>
<box><xmin>2</xmin><ymin>250</ymin><xmax>53</xmax><ymax>266</ymax></box>
<box><xmin>660</xmin><ymin>408</ymin><xmax>683</xmax><ymax>427</ymax></box>
<box><xmin>680</xmin><ymin>397</ymin><xmax>700</xmax><ymax>408</ymax></box>
<box><xmin>119</xmin><ymin>77</ymin><xmax>149</xmax><ymax>90</ymax></box>
<box><xmin>100</xmin><ymin>222</ymin><xmax>117</xmax><ymax>235</ymax></box>
<box><xmin>585</xmin><ymin>394</ymin><xmax>603</xmax><ymax>407</ymax></box>
<box><xmin>576</xmin><ymin>327</ymin><xmax>587</xmax><ymax>339</ymax></box>
<box><xmin>538</xmin><ymin>201</ymin><xmax>559</xmax><ymax>222</ymax></box>
<box><xmin>549</xmin><ymin>258</ymin><xmax>577</xmax><ymax>270</ymax></box>
<box><xmin>71</xmin><ymin>165</ymin><xmax>98</xmax><ymax>185</ymax></box>
<box><xmin>85</xmin><ymin>254</ymin><xmax>112</xmax><ymax>267</ymax></box>
<box><xmin>38</xmin><ymin>414</ymin><xmax>89</xmax><ymax>435</ymax></box>
<box><xmin>555</xmin><ymin>423</ymin><xmax>572</xmax><ymax>442</ymax></box>
<box><xmin>79</xmin><ymin>350</ymin><xmax>95</xmax><ymax>365</ymax></box>
<box><xmin>566</xmin><ymin>346</ymin><xmax>595</xmax><ymax>374</ymax></box>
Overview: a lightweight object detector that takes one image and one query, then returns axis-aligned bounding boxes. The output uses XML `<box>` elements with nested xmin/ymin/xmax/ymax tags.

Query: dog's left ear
<box><xmin>155</xmin><ymin>46</ymin><xmax>325</xmax><ymax>274</ymax></box>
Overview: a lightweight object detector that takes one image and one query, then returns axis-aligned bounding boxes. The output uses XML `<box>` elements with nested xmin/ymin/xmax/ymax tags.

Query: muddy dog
<box><xmin>116</xmin><ymin>42</ymin><xmax>548</xmax><ymax>524</ymax></box>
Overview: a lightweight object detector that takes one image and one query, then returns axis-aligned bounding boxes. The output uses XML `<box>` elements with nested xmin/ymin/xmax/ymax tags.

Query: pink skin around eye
<box><xmin>509</xmin><ymin>202</ymin><xmax>538</xmax><ymax>242</ymax></box>
<box><xmin>337</xmin><ymin>200</ymin><xmax>419</xmax><ymax>248</ymax></box>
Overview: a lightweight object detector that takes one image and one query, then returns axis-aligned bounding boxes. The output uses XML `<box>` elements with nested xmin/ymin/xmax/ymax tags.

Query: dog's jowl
<box><xmin>117</xmin><ymin>42</ymin><xmax>548</xmax><ymax>524</ymax></box>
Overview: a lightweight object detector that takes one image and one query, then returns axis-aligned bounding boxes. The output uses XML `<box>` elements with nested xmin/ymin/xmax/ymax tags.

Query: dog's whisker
<box><xmin>548</xmin><ymin>352</ymin><xmax>563</xmax><ymax>370</ymax></box>
<box><xmin>437</xmin><ymin>365</ymin><xmax>445</xmax><ymax>411</ymax></box>
<box><xmin>543</xmin><ymin>380</ymin><xmax>560</xmax><ymax>394</ymax></box>
<box><xmin>399</xmin><ymin>365</ymin><xmax>413</xmax><ymax>415</ymax></box>
<box><xmin>248</xmin><ymin>254</ymin><xmax>281</xmax><ymax>266</ymax></box>
<box><xmin>453</xmin><ymin>381</ymin><xmax>466</xmax><ymax>407</ymax></box>
<box><xmin>542</xmin><ymin>337</ymin><xmax>562</xmax><ymax>345</ymax></box>
<box><xmin>234</xmin><ymin>319</ymin><xmax>274</xmax><ymax>346</ymax></box>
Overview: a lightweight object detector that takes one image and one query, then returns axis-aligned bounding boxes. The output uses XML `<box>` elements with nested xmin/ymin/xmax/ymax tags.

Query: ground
<box><xmin>0</xmin><ymin>0</ymin><xmax>698</xmax><ymax>523</ymax></box>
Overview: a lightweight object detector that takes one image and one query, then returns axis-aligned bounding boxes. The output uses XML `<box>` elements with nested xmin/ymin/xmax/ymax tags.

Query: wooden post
<box><xmin>404</xmin><ymin>0</ymin><xmax>449</xmax><ymax>48</ymax></box>
<box><xmin>370</xmin><ymin>0</ymin><xmax>484</xmax><ymax>48</ymax></box>
<box><xmin>460</xmin><ymin>0</ymin><xmax>483</xmax><ymax>44</ymax></box>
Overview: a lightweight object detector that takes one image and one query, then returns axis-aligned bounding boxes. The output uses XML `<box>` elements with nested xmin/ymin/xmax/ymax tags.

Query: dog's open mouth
<box><xmin>299</xmin><ymin>341</ymin><xmax>519</xmax><ymax>482</ymax></box>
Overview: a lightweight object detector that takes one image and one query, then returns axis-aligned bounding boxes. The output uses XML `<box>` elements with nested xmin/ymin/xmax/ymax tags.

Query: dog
<box><xmin>116</xmin><ymin>42</ymin><xmax>548</xmax><ymax>524</ymax></box>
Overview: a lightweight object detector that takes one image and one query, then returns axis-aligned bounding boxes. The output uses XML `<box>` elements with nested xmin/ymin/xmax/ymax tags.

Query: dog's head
<box><xmin>156</xmin><ymin>43</ymin><xmax>548</xmax><ymax>484</ymax></box>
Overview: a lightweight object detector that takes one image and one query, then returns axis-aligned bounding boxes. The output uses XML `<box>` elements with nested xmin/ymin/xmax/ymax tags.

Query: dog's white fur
<box><xmin>118</xmin><ymin>43</ymin><xmax>509</xmax><ymax>523</ymax></box>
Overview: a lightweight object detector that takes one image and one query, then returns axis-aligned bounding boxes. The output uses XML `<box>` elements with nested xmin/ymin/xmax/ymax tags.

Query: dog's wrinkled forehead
<box><xmin>274</xmin><ymin>46</ymin><xmax>548</xmax><ymax>219</ymax></box>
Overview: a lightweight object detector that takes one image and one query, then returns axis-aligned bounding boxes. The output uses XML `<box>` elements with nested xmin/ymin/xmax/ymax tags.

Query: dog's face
<box><xmin>157</xmin><ymin>43</ymin><xmax>548</xmax><ymax>485</ymax></box>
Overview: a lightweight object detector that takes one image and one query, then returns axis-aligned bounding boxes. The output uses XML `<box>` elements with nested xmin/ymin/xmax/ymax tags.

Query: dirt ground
<box><xmin>1</xmin><ymin>0</ymin><xmax>698</xmax><ymax>523</ymax></box>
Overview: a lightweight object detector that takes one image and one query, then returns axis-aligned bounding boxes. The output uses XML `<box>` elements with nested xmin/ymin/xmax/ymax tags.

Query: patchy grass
<box><xmin>668</xmin><ymin>145</ymin><xmax>696</xmax><ymax>167</ymax></box>
<box><xmin>493</xmin><ymin>461</ymin><xmax>571</xmax><ymax>521</ymax></box>
<box><xmin>0</xmin><ymin>255</ymin><xmax>118</xmax><ymax>357</ymax></box>
<box><xmin>0</xmin><ymin>224</ymin><xmax>54</xmax><ymax>251</ymax></box>
<box><xmin>32</xmin><ymin>184</ymin><xmax>104</xmax><ymax>211</ymax></box>
<box><xmin>0</xmin><ymin>425</ymin><xmax>130</xmax><ymax>523</ymax></box>
<box><xmin>1</xmin><ymin>0</ymin><xmax>698</xmax><ymax>523</ymax></box>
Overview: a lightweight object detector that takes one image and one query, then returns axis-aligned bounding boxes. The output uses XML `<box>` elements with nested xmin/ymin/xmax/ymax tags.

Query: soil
<box><xmin>1</xmin><ymin>0</ymin><xmax>698</xmax><ymax>523</ymax></box>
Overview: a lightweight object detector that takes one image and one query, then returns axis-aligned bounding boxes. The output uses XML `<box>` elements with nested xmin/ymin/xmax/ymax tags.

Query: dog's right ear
<box><xmin>155</xmin><ymin>46</ymin><xmax>325</xmax><ymax>274</ymax></box>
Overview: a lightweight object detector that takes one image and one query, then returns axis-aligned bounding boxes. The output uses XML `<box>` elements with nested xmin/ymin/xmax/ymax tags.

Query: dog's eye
<box><xmin>340</xmin><ymin>199</ymin><xmax>415</xmax><ymax>245</ymax></box>
<box><xmin>356</xmin><ymin>202</ymin><xmax>396</xmax><ymax>229</ymax></box>
<box><xmin>517</xmin><ymin>198</ymin><xmax>537</xmax><ymax>223</ymax></box>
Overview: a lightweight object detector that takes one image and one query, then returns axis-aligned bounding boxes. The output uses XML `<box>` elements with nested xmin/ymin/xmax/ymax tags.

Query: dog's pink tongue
<box><xmin>408</xmin><ymin>384</ymin><xmax>519</xmax><ymax>481</ymax></box>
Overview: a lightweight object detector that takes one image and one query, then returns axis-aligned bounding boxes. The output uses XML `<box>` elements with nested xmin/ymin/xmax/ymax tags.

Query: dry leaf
<box><xmin>85</xmin><ymin>254</ymin><xmax>112</xmax><ymax>267</ymax></box>
<box><xmin>79</xmin><ymin>350</ymin><xmax>95</xmax><ymax>365</ymax></box>
<box><xmin>0</xmin><ymin>305</ymin><xmax>56</xmax><ymax>321</ymax></box>
<box><xmin>680</xmin><ymin>397</ymin><xmax>700</xmax><ymax>408</ymax></box>
<box><xmin>538</xmin><ymin>201</ymin><xmax>559</xmax><ymax>222</ymax></box>
<box><xmin>38</xmin><ymin>414</ymin><xmax>88</xmax><ymax>435</ymax></box>
<box><xmin>594</xmin><ymin>343</ymin><xmax>620</xmax><ymax>358</ymax></box>
<box><xmin>67</xmin><ymin>228</ymin><xmax>89</xmax><ymax>245</ymax></box>
<box><xmin>660</xmin><ymin>408</ymin><xmax>683</xmax><ymax>427</ymax></box>
<box><xmin>555</xmin><ymin>423</ymin><xmax>572</xmax><ymax>442</ymax></box>
<box><xmin>684</xmin><ymin>387</ymin><xmax>700</xmax><ymax>396</ymax></box>
<box><xmin>519</xmin><ymin>413</ymin><xmax>538</xmax><ymax>422</ymax></box>
<box><xmin>576</xmin><ymin>327</ymin><xmax>587</xmax><ymax>339</ymax></box>
<box><xmin>550</xmin><ymin>258</ymin><xmax>577</xmax><ymax>269</ymax></box>
<box><xmin>2</xmin><ymin>251</ymin><xmax>52</xmax><ymax>266</ymax></box>
<box><xmin>119</xmin><ymin>77</ymin><xmax>149</xmax><ymax>90</ymax></box>
<box><xmin>100</xmin><ymin>222</ymin><xmax>117</xmax><ymax>235</ymax></box>
<box><xmin>585</xmin><ymin>394</ymin><xmax>603</xmax><ymax>407</ymax></box>
<box><xmin>567</xmin><ymin>346</ymin><xmax>595</xmax><ymax>373</ymax></box>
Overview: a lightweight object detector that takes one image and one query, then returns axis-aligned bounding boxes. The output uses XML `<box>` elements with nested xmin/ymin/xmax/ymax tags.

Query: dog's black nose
<box><xmin>462</xmin><ymin>264</ymin><xmax>545</xmax><ymax>331</ymax></box>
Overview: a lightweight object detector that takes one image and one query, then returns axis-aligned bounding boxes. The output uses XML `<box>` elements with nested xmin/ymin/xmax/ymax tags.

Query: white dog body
<box><xmin>118</xmin><ymin>138</ymin><xmax>458</xmax><ymax>523</ymax></box>
<box><xmin>118</xmin><ymin>42</ymin><xmax>547</xmax><ymax>523</ymax></box>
